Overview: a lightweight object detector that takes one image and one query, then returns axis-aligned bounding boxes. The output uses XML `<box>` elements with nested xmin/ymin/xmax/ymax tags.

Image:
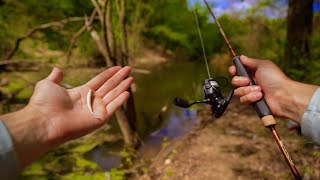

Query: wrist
<box><xmin>279</xmin><ymin>80</ymin><xmax>318</xmax><ymax>123</ymax></box>
<box><xmin>0</xmin><ymin>105</ymin><xmax>56</xmax><ymax>169</ymax></box>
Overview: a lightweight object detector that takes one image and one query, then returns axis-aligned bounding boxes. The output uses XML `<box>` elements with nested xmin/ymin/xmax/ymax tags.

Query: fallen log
<box><xmin>0</xmin><ymin>60</ymin><xmax>39</xmax><ymax>72</ymax></box>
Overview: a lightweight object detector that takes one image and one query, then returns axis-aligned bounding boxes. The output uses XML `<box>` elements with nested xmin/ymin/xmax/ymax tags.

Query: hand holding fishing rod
<box><xmin>202</xmin><ymin>0</ymin><xmax>302</xmax><ymax>178</ymax></box>
<box><xmin>229</xmin><ymin>56</ymin><xmax>318</xmax><ymax>123</ymax></box>
<box><xmin>175</xmin><ymin>0</ymin><xmax>303</xmax><ymax>179</ymax></box>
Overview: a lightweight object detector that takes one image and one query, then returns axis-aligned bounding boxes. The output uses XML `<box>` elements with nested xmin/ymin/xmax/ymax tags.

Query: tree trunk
<box><xmin>87</xmin><ymin>0</ymin><xmax>138</xmax><ymax>148</ymax></box>
<box><xmin>115</xmin><ymin>107</ymin><xmax>137</xmax><ymax>146</ymax></box>
<box><xmin>96</xmin><ymin>0</ymin><xmax>138</xmax><ymax>148</ymax></box>
<box><xmin>116</xmin><ymin>0</ymin><xmax>138</xmax><ymax>147</ymax></box>
<box><xmin>118</xmin><ymin>0</ymin><xmax>129</xmax><ymax>65</ymax></box>
<box><xmin>87</xmin><ymin>26</ymin><xmax>113</xmax><ymax>66</ymax></box>
<box><xmin>124</xmin><ymin>87</ymin><xmax>137</xmax><ymax>131</ymax></box>
<box><xmin>106</xmin><ymin>0</ymin><xmax>117</xmax><ymax>66</ymax></box>
<box><xmin>285</xmin><ymin>0</ymin><xmax>313</xmax><ymax>68</ymax></box>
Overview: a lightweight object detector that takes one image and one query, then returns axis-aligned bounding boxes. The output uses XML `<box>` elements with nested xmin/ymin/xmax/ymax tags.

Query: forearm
<box><xmin>278</xmin><ymin>80</ymin><xmax>318</xmax><ymax>123</ymax></box>
<box><xmin>0</xmin><ymin>106</ymin><xmax>55</xmax><ymax>169</ymax></box>
<box><xmin>0</xmin><ymin>120</ymin><xmax>19</xmax><ymax>179</ymax></box>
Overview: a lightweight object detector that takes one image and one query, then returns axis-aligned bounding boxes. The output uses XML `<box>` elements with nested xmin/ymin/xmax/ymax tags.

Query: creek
<box><xmin>86</xmin><ymin>61</ymin><xmax>220</xmax><ymax>171</ymax></box>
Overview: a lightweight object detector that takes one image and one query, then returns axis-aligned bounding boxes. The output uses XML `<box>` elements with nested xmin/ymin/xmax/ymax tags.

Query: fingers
<box><xmin>228</xmin><ymin>66</ymin><xmax>236</xmax><ymax>76</ymax></box>
<box><xmin>228</xmin><ymin>55</ymin><xmax>265</xmax><ymax>105</ymax></box>
<box><xmin>240</xmin><ymin>55</ymin><xmax>259</xmax><ymax>71</ymax></box>
<box><xmin>233</xmin><ymin>77</ymin><xmax>263</xmax><ymax>104</ymax></box>
<box><xmin>240</xmin><ymin>92</ymin><xmax>263</xmax><ymax>104</ymax></box>
<box><xmin>96</xmin><ymin>66</ymin><xmax>132</xmax><ymax>97</ymax></box>
<box><xmin>103</xmin><ymin>77</ymin><xmax>134</xmax><ymax>105</ymax></box>
<box><xmin>234</xmin><ymin>86</ymin><xmax>261</xmax><ymax>96</ymax></box>
<box><xmin>228</xmin><ymin>55</ymin><xmax>260</xmax><ymax>76</ymax></box>
<box><xmin>86</xmin><ymin>66</ymin><xmax>122</xmax><ymax>90</ymax></box>
<box><xmin>47</xmin><ymin>67</ymin><xmax>64</xmax><ymax>84</ymax></box>
<box><xmin>231</xmin><ymin>76</ymin><xmax>250</xmax><ymax>87</ymax></box>
<box><xmin>106</xmin><ymin>91</ymin><xmax>130</xmax><ymax>115</ymax></box>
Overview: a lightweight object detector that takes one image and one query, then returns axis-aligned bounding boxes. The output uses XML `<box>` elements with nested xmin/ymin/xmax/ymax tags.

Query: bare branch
<box><xmin>66</xmin><ymin>25</ymin><xmax>86</xmax><ymax>62</ymax></box>
<box><xmin>107</xmin><ymin>0</ymin><xmax>117</xmax><ymax>64</ymax></box>
<box><xmin>102</xmin><ymin>0</ymin><xmax>114</xmax><ymax>65</ymax></box>
<box><xmin>91</xmin><ymin>0</ymin><xmax>104</xmax><ymax>24</ymax></box>
<box><xmin>5</xmin><ymin>17</ymin><xmax>87</xmax><ymax>60</ymax></box>
<box><xmin>84</xmin><ymin>9</ymin><xmax>112</xmax><ymax>66</ymax></box>
<box><xmin>0</xmin><ymin>60</ymin><xmax>39</xmax><ymax>72</ymax></box>
<box><xmin>66</xmin><ymin>9</ymin><xmax>98</xmax><ymax>63</ymax></box>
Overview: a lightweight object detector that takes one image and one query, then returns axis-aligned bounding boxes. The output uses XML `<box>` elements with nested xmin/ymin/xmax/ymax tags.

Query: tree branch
<box><xmin>117</xmin><ymin>0</ymin><xmax>129</xmax><ymax>66</ymax></box>
<box><xmin>5</xmin><ymin>17</ymin><xmax>88</xmax><ymax>60</ymax></box>
<box><xmin>66</xmin><ymin>10</ymin><xmax>98</xmax><ymax>63</ymax></box>
<box><xmin>84</xmin><ymin>10</ymin><xmax>113</xmax><ymax>66</ymax></box>
<box><xmin>91</xmin><ymin>0</ymin><xmax>104</xmax><ymax>24</ymax></box>
<box><xmin>102</xmin><ymin>0</ymin><xmax>114</xmax><ymax>65</ymax></box>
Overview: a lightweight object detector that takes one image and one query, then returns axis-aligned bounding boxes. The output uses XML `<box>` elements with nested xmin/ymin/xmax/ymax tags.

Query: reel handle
<box><xmin>233</xmin><ymin>56</ymin><xmax>275</xmax><ymax>126</ymax></box>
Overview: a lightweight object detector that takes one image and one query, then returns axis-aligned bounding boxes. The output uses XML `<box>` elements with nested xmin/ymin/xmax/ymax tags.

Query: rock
<box><xmin>164</xmin><ymin>159</ymin><xmax>171</xmax><ymax>165</ymax></box>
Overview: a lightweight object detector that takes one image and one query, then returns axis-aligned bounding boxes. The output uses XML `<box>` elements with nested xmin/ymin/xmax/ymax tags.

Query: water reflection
<box><xmin>87</xmin><ymin>141</ymin><xmax>123</xmax><ymax>171</ymax></box>
<box><xmin>87</xmin><ymin>107</ymin><xmax>197</xmax><ymax>171</ymax></box>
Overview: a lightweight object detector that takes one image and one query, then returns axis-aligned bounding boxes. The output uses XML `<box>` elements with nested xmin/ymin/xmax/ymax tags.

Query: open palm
<box><xmin>28</xmin><ymin>66</ymin><xmax>133</xmax><ymax>143</ymax></box>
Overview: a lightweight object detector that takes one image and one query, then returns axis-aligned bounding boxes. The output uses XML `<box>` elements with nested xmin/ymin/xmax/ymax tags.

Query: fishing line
<box><xmin>192</xmin><ymin>8</ymin><xmax>211</xmax><ymax>79</ymax></box>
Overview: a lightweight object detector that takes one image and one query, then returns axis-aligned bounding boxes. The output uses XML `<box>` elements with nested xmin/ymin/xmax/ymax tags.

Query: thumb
<box><xmin>47</xmin><ymin>67</ymin><xmax>63</xmax><ymax>84</ymax></box>
<box><xmin>240</xmin><ymin>55</ymin><xmax>260</xmax><ymax>71</ymax></box>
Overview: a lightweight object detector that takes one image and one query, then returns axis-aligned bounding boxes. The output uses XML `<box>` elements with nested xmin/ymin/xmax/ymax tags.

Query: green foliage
<box><xmin>119</xmin><ymin>146</ymin><xmax>137</xmax><ymax>169</ymax></box>
<box><xmin>0</xmin><ymin>0</ymin><xmax>319</xmax><ymax>84</ymax></box>
<box><xmin>285</xmin><ymin>57</ymin><xmax>320</xmax><ymax>84</ymax></box>
<box><xmin>109</xmin><ymin>168</ymin><xmax>125</xmax><ymax>180</ymax></box>
<box><xmin>0</xmin><ymin>0</ymin><xmax>94</xmax><ymax>59</ymax></box>
<box><xmin>20</xmin><ymin>128</ymin><xmax>124</xmax><ymax>179</ymax></box>
<box><xmin>151</xmin><ymin>25</ymin><xmax>190</xmax><ymax>49</ymax></box>
<box><xmin>142</xmin><ymin>0</ymin><xmax>289</xmax><ymax>62</ymax></box>
<box><xmin>165</xmin><ymin>168</ymin><xmax>174</xmax><ymax>178</ymax></box>
<box><xmin>4</xmin><ymin>82</ymin><xmax>23</xmax><ymax>93</ymax></box>
<box><xmin>162</xmin><ymin>136</ymin><xmax>170</xmax><ymax>148</ymax></box>
<box><xmin>61</xmin><ymin>173</ymin><xmax>105</xmax><ymax>180</ymax></box>
<box><xmin>16</xmin><ymin>88</ymin><xmax>32</xmax><ymax>100</ymax></box>
<box><xmin>143</xmin><ymin>0</ymin><xmax>216</xmax><ymax>58</ymax></box>
<box><xmin>22</xmin><ymin>0</ymin><xmax>93</xmax><ymax>22</ymax></box>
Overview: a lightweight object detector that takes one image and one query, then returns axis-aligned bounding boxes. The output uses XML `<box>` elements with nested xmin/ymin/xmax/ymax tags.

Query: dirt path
<box><xmin>137</xmin><ymin>100</ymin><xmax>320</xmax><ymax>180</ymax></box>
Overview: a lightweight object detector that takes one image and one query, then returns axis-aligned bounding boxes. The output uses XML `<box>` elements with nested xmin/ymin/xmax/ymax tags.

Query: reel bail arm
<box><xmin>174</xmin><ymin>78</ymin><xmax>234</xmax><ymax>118</ymax></box>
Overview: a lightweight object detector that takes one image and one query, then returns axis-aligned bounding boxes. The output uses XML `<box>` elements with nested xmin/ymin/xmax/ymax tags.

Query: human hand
<box><xmin>29</xmin><ymin>66</ymin><xmax>133</xmax><ymax>141</ymax></box>
<box><xmin>2</xmin><ymin>66</ymin><xmax>133</xmax><ymax>168</ymax></box>
<box><xmin>228</xmin><ymin>55</ymin><xmax>317</xmax><ymax>123</ymax></box>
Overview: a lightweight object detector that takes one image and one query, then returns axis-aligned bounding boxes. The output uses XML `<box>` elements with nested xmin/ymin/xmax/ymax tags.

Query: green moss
<box><xmin>16</xmin><ymin>88</ymin><xmax>33</xmax><ymax>100</ymax></box>
<box><xmin>165</xmin><ymin>168</ymin><xmax>174</xmax><ymax>177</ymax></box>
<box><xmin>4</xmin><ymin>82</ymin><xmax>23</xmax><ymax>93</ymax></box>
<box><xmin>69</xmin><ymin>141</ymin><xmax>99</xmax><ymax>154</ymax></box>
<box><xmin>60</xmin><ymin>172</ymin><xmax>105</xmax><ymax>180</ymax></box>
<box><xmin>21</xmin><ymin>162</ymin><xmax>46</xmax><ymax>176</ymax></box>
<box><xmin>20</xmin><ymin>130</ymin><xmax>118</xmax><ymax>179</ymax></box>
<box><xmin>161</xmin><ymin>136</ymin><xmax>170</xmax><ymax>148</ymax></box>
<box><xmin>109</xmin><ymin>168</ymin><xmax>125</xmax><ymax>180</ymax></box>
<box><xmin>74</xmin><ymin>156</ymin><xmax>98</xmax><ymax>169</ymax></box>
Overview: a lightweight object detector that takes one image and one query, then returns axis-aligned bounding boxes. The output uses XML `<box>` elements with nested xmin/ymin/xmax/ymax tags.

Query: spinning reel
<box><xmin>174</xmin><ymin>78</ymin><xmax>234</xmax><ymax>118</ymax></box>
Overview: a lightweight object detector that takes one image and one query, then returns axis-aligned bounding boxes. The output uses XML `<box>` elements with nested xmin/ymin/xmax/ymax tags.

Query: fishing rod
<box><xmin>202</xmin><ymin>0</ymin><xmax>301</xmax><ymax>179</ymax></box>
<box><xmin>174</xmin><ymin>1</ymin><xmax>302</xmax><ymax>179</ymax></box>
